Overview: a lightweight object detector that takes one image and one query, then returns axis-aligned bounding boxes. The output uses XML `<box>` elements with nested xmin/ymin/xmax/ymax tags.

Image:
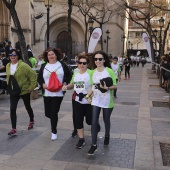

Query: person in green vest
<box><xmin>28</xmin><ymin>51</ymin><xmax>37</xmax><ymax>68</ymax></box>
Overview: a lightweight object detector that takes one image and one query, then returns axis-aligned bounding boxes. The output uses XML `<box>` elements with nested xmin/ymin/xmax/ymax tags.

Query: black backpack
<box><xmin>7</xmin><ymin>75</ymin><xmax>21</xmax><ymax>96</ymax></box>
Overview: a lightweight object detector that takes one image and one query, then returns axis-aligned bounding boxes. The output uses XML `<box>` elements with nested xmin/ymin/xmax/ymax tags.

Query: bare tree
<box><xmin>73</xmin><ymin>0</ymin><xmax>119</xmax><ymax>51</ymax></box>
<box><xmin>68</xmin><ymin>0</ymin><xmax>72</xmax><ymax>63</ymax></box>
<box><xmin>2</xmin><ymin>0</ymin><xmax>29</xmax><ymax>63</ymax></box>
<box><xmin>73</xmin><ymin>1</ymin><xmax>93</xmax><ymax>52</ymax></box>
<box><xmin>113</xmin><ymin>0</ymin><xmax>170</xmax><ymax>59</ymax></box>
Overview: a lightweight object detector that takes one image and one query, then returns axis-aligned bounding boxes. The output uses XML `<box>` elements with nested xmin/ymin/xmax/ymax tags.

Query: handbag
<box><xmin>45</xmin><ymin>66</ymin><xmax>62</xmax><ymax>92</ymax></box>
<box><xmin>97</xmin><ymin>77</ymin><xmax>113</xmax><ymax>93</ymax></box>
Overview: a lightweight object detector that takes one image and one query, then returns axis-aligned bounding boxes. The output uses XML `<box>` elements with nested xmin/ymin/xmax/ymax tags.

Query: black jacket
<box><xmin>37</xmin><ymin>61</ymin><xmax>72</xmax><ymax>94</ymax></box>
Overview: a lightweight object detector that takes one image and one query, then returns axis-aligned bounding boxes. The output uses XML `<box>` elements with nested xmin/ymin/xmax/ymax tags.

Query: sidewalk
<box><xmin>0</xmin><ymin>64</ymin><xmax>169</xmax><ymax>170</ymax></box>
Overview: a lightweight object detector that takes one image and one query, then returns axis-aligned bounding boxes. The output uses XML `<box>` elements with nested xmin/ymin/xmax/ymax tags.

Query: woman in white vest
<box><xmin>62</xmin><ymin>55</ymin><xmax>92</xmax><ymax>149</ymax></box>
<box><xmin>87</xmin><ymin>51</ymin><xmax>117</xmax><ymax>155</ymax></box>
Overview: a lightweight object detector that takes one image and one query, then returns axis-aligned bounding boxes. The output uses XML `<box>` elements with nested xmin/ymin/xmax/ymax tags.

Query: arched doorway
<box><xmin>57</xmin><ymin>31</ymin><xmax>68</xmax><ymax>54</ymax></box>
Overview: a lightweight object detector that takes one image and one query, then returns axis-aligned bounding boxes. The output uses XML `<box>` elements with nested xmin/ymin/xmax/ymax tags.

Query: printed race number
<box><xmin>74</xmin><ymin>81</ymin><xmax>85</xmax><ymax>91</ymax></box>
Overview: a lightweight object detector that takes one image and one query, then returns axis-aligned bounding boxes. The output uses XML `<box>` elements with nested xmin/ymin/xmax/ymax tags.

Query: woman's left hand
<box><xmin>100</xmin><ymin>81</ymin><xmax>108</xmax><ymax>90</ymax></box>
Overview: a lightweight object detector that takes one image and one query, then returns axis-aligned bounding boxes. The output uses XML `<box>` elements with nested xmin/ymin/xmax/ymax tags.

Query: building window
<box><xmin>135</xmin><ymin>32</ymin><xmax>142</xmax><ymax>38</ymax></box>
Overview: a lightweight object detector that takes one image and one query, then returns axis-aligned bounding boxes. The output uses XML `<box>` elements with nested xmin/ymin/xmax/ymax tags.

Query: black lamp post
<box><xmin>122</xmin><ymin>35</ymin><xmax>126</xmax><ymax>54</ymax></box>
<box><xmin>106</xmin><ymin>30</ymin><xmax>110</xmax><ymax>53</ymax></box>
<box><xmin>44</xmin><ymin>0</ymin><xmax>52</xmax><ymax>48</ymax></box>
<box><xmin>88</xmin><ymin>18</ymin><xmax>94</xmax><ymax>35</ymax></box>
<box><xmin>153</xmin><ymin>29</ymin><xmax>158</xmax><ymax>50</ymax></box>
<box><xmin>159</xmin><ymin>17</ymin><xmax>165</xmax><ymax>60</ymax></box>
<box><xmin>128</xmin><ymin>41</ymin><xmax>131</xmax><ymax>49</ymax></box>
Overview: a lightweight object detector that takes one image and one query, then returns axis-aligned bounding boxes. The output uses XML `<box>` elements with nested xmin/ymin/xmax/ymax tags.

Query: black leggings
<box><xmin>91</xmin><ymin>106</ymin><xmax>113</xmax><ymax>145</ymax></box>
<box><xmin>10</xmin><ymin>93</ymin><xmax>34</xmax><ymax>129</ymax></box>
<box><xmin>44</xmin><ymin>96</ymin><xmax>63</xmax><ymax>134</ymax></box>
<box><xmin>125</xmin><ymin>67</ymin><xmax>130</xmax><ymax>77</ymax></box>
<box><xmin>114</xmin><ymin>79</ymin><xmax>118</xmax><ymax>96</ymax></box>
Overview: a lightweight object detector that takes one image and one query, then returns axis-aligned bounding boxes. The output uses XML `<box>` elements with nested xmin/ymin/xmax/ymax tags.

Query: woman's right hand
<box><xmin>62</xmin><ymin>85</ymin><xmax>67</xmax><ymax>91</ymax></box>
<box><xmin>43</xmin><ymin>83</ymin><xmax>47</xmax><ymax>89</ymax></box>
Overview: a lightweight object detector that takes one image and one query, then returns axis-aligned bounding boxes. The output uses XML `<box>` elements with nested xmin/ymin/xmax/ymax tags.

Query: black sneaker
<box><xmin>71</xmin><ymin>130</ymin><xmax>77</xmax><ymax>138</ymax></box>
<box><xmin>104</xmin><ymin>135</ymin><xmax>110</xmax><ymax>146</ymax></box>
<box><xmin>87</xmin><ymin>145</ymin><xmax>97</xmax><ymax>155</ymax></box>
<box><xmin>114</xmin><ymin>95</ymin><xmax>117</xmax><ymax>98</ymax></box>
<box><xmin>75</xmin><ymin>139</ymin><xmax>85</xmax><ymax>149</ymax></box>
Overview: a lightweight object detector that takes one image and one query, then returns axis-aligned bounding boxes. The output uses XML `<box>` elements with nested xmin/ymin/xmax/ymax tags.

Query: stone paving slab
<box><xmin>52</xmin><ymin>136</ymin><xmax>135</xmax><ymax>169</ymax></box>
<box><xmin>1</xmin><ymin>64</ymin><xmax>170</xmax><ymax>170</ymax></box>
<box><xmin>0</xmin><ymin>130</ymin><xmax>42</xmax><ymax>155</ymax></box>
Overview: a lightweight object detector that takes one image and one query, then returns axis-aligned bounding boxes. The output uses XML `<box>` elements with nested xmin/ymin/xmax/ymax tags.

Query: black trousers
<box><xmin>114</xmin><ymin>79</ymin><xmax>118</xmax><ymax>97</ymax></box>
<box><xmin>125</xmin><ymin>67</ymin><xmax>130</xmax><ymax>77</ymax></box>
<box><xmin>10</xmin><ymin>93</ymin><xmax>34</xmax><ymax>129</ymax></box>
<box><xmin>43</xmin><ymin>96</ymin><xmax>63</xmax><ymax>134</ymax></box>
<box><xmin>91</xmin><ymin>106</ymin><xmax>113</xmax><ymax>145</ymax></box>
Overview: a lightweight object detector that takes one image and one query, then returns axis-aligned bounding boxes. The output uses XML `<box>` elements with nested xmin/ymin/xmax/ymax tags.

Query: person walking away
<box><xmin>28</xmin><ymin>51</ymin><xmax>37</xmax><ymax>68</ymax></box>
<box><xmin>141</xmin><ymin>57</ymin><xmax>146</xmax><ymax>67</ymax></box>
<box><xmin>111</xmin><ymin>56</ymin><xmax>121</xmax><ymax>98</ymax></box>
<box><xmin>123</xmin><ymin>56</ymin><xmax>131</xmax><ymax>80</ymax></box>
<box><xmin>5</xmin><ymin>41</ymin><xmax>13</xmax><ymax>58</ymax></box>
<box><xmin>62</xmin><ymin>55</ymin><xmax>92</xmax><ymax>149</ymax></box>
<box><xmin>87</xmin><ymin>51</ymin><xmax>117</xmax><ymax>155</ymax></box>
<box><xmin>38</xmin><ymin>48</ymin><xmax>71</xmax><ymax>140</ymax></box>
<box><xmin>118</xmin><ymin>54</ymin><xmax>123</xmax><ymax>75</ymax></box>
<box><xmin>136</xmin><ymin>56</ymin><xmax>140</xmax><ymax>67</ymax></box>
<box><xmin>6</xmin><ymin>49</ymin><xmax>37</xmax><ymax>136</ymax></box>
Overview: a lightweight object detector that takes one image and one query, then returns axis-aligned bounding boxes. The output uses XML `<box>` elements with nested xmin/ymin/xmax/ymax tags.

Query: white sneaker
<box><xmin>51</xmin><ymin>133</ymin><xmax>57</xmax><ymax>140</ymax></box>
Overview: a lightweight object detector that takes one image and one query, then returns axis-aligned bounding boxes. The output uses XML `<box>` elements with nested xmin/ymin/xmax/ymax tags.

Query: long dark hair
<box><xmin>43</xmin><ymin>48</ymin><xmax>63</xmax><ymax>63</ymax></box>
<box><xmin>91</xmin><ymin>51</ymin><xmax>111</xmax><ymax>69</ymax></box>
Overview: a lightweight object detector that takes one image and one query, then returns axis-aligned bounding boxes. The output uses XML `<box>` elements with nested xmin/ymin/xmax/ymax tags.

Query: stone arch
<box><xmin>39</xmin><ymin>12</ymin><xmax>85</xmax><ymax>41</ymax></box>
<box><xmin>38</xmin><ymin>12</ymin><xmax>85</xmax><ymax>54</ymax></box>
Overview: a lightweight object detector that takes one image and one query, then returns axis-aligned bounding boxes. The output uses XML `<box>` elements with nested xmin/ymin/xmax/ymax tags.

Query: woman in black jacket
<box><xmin>38</xmin><ymin>48</ymin><xmax>71</xmax><ymax>140</ymax></box>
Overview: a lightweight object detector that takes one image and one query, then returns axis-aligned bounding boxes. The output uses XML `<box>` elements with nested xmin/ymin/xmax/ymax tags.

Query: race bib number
<box><xmin>92</xmin><ymin>83</ymin><xmax>99</xmax><ymax>91</ymax></box>
<box><xmin>74</xmin><ymin>81</ymin><xmax>85</xmax><ymax>91</ymax></box>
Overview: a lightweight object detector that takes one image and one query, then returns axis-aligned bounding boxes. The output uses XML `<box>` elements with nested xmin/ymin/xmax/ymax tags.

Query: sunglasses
<box><xmin>78</xmin><ymin>62</ymin><xmax>87</xmax><ymax>65</ymax></box>
<box><xmin>9</xmin><ymin>53</ymin><xmax>17</xmax><ymax>57</ymax></box>
<box><xmin>94</xmin><ymin>58</ymin><xmax>104</xmax><ymax>61</ymax></box>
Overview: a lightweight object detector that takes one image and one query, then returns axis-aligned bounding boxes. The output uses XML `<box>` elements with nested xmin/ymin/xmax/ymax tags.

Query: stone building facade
<box><xmin>0</xmin><ymin>0</ymin><xmax>128</xmax><ymax>57</ymax></box>
<box><xmin>0</xmin><ymin>0</ymin><xmax>10</xmax><ymax>42</ymax></box>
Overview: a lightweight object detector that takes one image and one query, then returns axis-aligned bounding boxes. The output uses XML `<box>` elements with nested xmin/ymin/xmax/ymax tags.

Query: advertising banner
<box><xmin>142</xmin><ymin>32</ymin><xmax>152</xmax><ymax>62</ymax></box>
<box><xmin>88</xmin><ymin>27</ymin><xmax>102</xmax><ymax>53</ymax></box>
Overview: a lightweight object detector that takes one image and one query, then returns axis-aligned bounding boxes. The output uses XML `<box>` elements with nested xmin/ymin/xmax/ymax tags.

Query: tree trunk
<box><xmin>2</xmin><ymin>0</ymin><xmax>28</xmax><ymax>63</ymax></box>
<box><xmin>84</xmin><ymin>17</ymin><xmax>88</xmax><ymax>53</ymax></box>
<box><xmin>100</xmin><ymin>24</ymin><xmax>103</xmax><ymax>51</ymax></box>
<box><xmin>68</xmin><ymin>0</ymin><xmax>72</xmax><ymax>64</ymax></box>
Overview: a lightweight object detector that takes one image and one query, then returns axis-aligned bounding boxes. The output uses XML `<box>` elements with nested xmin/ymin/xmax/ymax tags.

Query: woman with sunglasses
<box><xmin>6</xmin><ymin>49</ymin><xmax>37</xmax><ymax>136</ymax></box>
<box><xmin>87</xmin><ymin>51</ymin><xmax>117</xmax><ymax>155</ymax></box>
<box><xmin>38</xmin><ymin>48</ymin><xmax>71</xmax><ymax>140</ymax></box>
<box><xmin>62</xmin><ymin>55</ymin><xmax>92</xmax><ymax>149</ymax></box>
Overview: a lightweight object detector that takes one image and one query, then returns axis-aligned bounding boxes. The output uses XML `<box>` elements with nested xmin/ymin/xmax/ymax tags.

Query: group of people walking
<box><xmin>4</xmin><ymin>47</ymin><xmax>120</xmax><ymax>156</ymax></box>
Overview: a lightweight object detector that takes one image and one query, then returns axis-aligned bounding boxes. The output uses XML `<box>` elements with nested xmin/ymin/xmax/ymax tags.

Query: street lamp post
<box><xmin>88</xmin><ymin>18</ymin><xmax>94</xmax><ymax>36</ymax></box>
<box><xmin>106</xmin><ymin>30</ymin><xmax>110</xmax><ymax>53</ymax></box>
<box><xmin>158</xmin><ymin>17</ymin><xmax>165</xmax><ymax>86</ymax></box>
<box><xmin>159</xmin><ymin>17</ymin><xmax>165</xmax><ymax>61</ymax></box>
<box><xmin>44</xmin><ymin>0</ymin><xmax>52</xmax><ymax>48</ymax></box>
<box><xmin>122</xmin><ymin>35</ymin><xmax>125</xmax><ymax>55</ymax></box>
<box><xmin>128</xmin><ymin>41</ymin><xmax>131</xmax><ymax>49</ymax></box>
<box><xmin>153</xmin><ymin>29</ymin><xmax>158</xmax><ymax>50</ymax></box>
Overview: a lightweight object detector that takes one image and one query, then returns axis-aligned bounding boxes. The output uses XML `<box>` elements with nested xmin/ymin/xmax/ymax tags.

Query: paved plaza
<box><xmin>0</xmin><ymin>64</ymin><xmax>170</xmax><ymax>170</ymax></box>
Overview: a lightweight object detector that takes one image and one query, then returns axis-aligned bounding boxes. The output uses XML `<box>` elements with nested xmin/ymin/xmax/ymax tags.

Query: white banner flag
<box><xmin>88</xmin><ymin>27</ymin><xmax>102</xmax><ymax>53</ymax></box>
<box><xmin>142</xmin><ymin>33</ymin><xmax>152</xmax><ymax>62</ymax></box>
